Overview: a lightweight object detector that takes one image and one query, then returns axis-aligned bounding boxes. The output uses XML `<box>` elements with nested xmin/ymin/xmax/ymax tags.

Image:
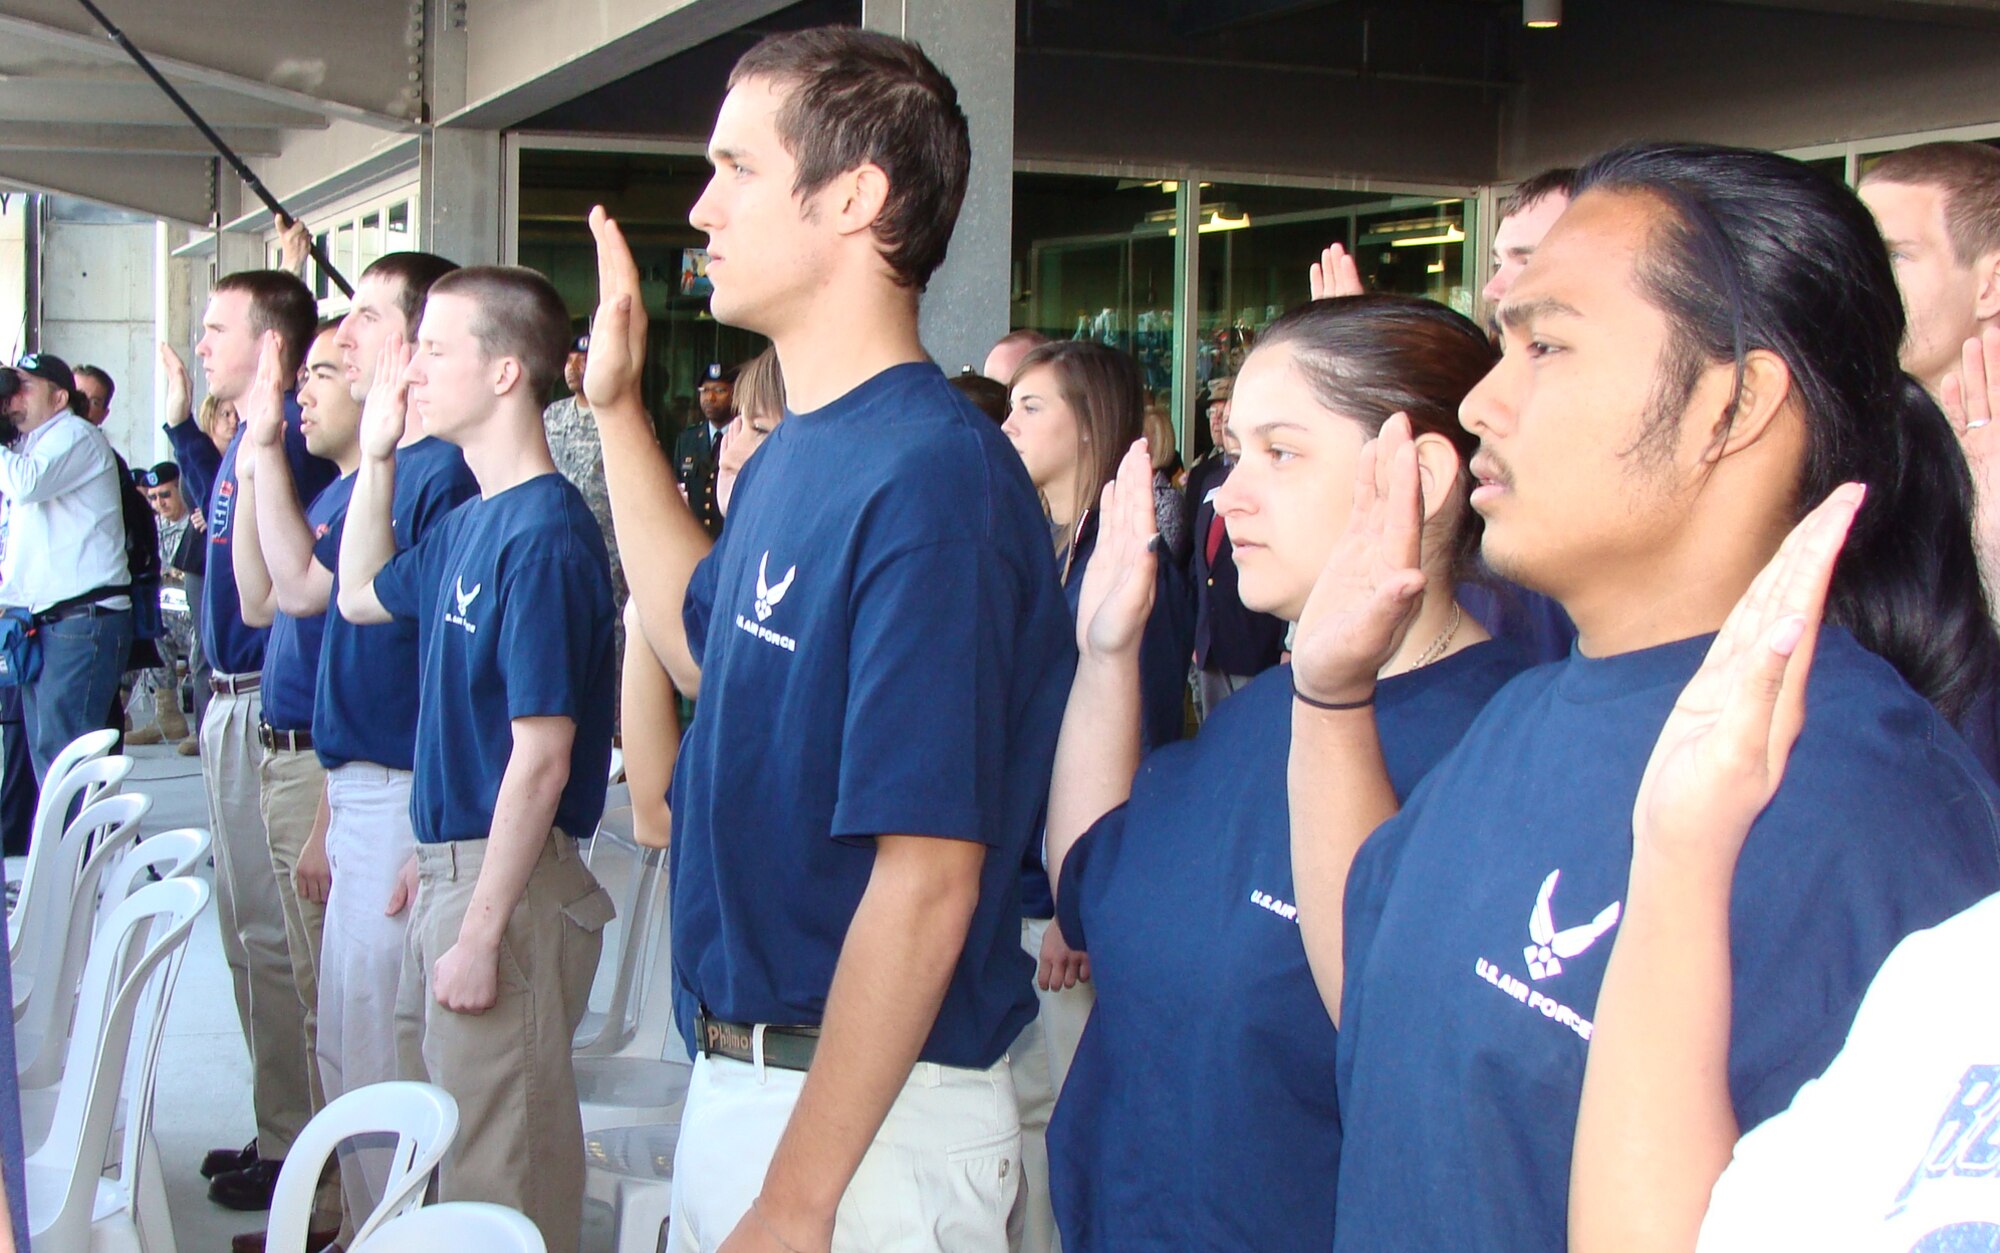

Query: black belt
<box><xmin>34</xmin><ymin>601</ymin><xmax>123</xmax><ymax>624</ymax></box>
<box><xmin>696</xmin><ymin>1013</ymin><xmax>820</xmax><ymax>1072</ymax></box>
<box><xmin>259</xmin><ymin>722</ymin><xmax>312</xmax><ymax>752</ymax></box>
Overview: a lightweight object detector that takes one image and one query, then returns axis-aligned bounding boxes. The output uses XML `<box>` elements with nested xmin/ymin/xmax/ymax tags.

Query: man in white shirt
<box><xmin>0</xmin><ymin>353</ymin><xmax>131</xmax><ymax>780</ymax></box>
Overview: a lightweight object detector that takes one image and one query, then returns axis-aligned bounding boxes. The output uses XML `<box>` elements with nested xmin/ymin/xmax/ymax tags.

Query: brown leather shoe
<box><xmin>230</xmin><ymin>1224</ymin><xmax>340</xmax><ymax>1253</ymax></box>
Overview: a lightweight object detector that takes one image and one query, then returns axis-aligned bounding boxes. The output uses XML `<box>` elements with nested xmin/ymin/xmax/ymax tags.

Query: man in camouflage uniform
<box><xmin>127</xmin><ymin>461</ymin><xmax>195</xmax><ymax>747</ymax></box>
<box><xmin>542</xmin><ymin>332</ymin><xmax>628</xmax><ymax>656</ymax></box>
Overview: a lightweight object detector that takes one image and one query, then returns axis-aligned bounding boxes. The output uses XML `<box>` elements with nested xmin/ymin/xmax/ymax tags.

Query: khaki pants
<box><xmin>1013</xmin><ymin>916</ymin><xmax>1095</xmax><ymax>1253</ymax></box>
<box><xmin>201</xmin><ymin>682</ymin><xmax>312</xmax><ymax>1158</ymax></box>
<box><xmin>318</xmin><ymin>763</ymin><xmax>417</xmax><ymax>1224</ymax></box>
<box><xmin>669</xmin><ymin>1051</ymin><xmax>1023</xmax><ymax>1253</ymax></box>
<box><xmin>260</xmin><ymin>743</ymin><xmax>328</xmax><ymax>1117</ymax></box>
<box><xmin>396</xmin><ymin>835</ymin><xmax>612</xmax><ymax>1253</ymax></box>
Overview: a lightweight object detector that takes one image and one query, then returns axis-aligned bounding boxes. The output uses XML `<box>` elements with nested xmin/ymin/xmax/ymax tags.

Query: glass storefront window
<box><xmin>515</xmin><ymin>147</ymin><xmax>767</xmax><ymax>443</ymax></box>
<box><xmin>1191</xmin><ymin>185</ymin><xmax>1473</xmax><ymax>459</ymax></box>
<box><xmin>358</xmin><ymin>211</ymin><xmax>383</xmax><ymax>277</ymax></box>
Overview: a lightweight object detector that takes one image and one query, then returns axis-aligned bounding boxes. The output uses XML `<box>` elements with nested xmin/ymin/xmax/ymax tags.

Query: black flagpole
<box><xmin>72</xmin><ymin>0</ymin><xmax>355</xmax><ymax>296</ymax></box>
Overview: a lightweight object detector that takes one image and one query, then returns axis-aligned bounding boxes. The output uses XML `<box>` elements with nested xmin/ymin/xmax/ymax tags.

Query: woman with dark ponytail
<box><xmin>1286</xmin><ymin>142</ymin><xmax>2000</xmax><ymax>1252</ymax></box>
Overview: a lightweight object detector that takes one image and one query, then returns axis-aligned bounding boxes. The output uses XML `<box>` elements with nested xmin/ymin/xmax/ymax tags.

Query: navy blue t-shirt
<box><xmin>1051</xmin><ymin>643</ymin><xmax>1526</xmax><ymax>1250</ymax></box>
<box><xmin>259</xmin><ymin>476</ymin><xmax>351</xmax><ymax>732</ymax></box>
<box><xmin>1019</xmin><ymin>515</ymin><xmax>1195</xmax><ymax>920</ymax></box>
<box><xmin>168</xmin><ymin>397</ymin><xmax>338</xmax><ymax>676</ymax></box>
<box><xmin>372</xmin><ymin>473</ymin><xmax>615</xmax><ymax>845</ymax></box>
<box><xmin>1334</xmin><ymin>628</ymin><xmax>2000</xmax><ymax>1252</ymax></box>
<box><xmin>670</xmin><ymin>362</ymin><xmax>1075</xmax><ymax>1070</ymax></box>
<box><xmin>313</xmin><ymin>438</ymin><xmax>478</xmax><ymax>770</ymax></box>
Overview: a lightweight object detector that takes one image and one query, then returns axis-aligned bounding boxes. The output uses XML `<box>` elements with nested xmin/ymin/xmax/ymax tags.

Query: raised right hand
<box><xmin>1289</xmin><ymin>414</ymin><xmax>1428</xmax><ymax>706</ymax></box>
<box><xmin>1630</xmin><ymin>484</ymin><xmax>1863</xmax><ymax>875</ymax></box>
<box><xmin>158</xmin><ymin>341</ymin><xmax>192</xmax><ymax>426</ymax></box>
<box><xmin>360</xmin><ymin>333</ymin><xmax>412</xmax><ymax>461</ymax></box>
<box><xmin>243</xmin><ymin>331</ymin><xmax>288</xmax><ymax>454</ymax></box>
<box><xmin>583</xmin><ymin>205</ymin><xmax>650</xmax><ymax>415</ymax></box>
<box><xmin>1074</xmin><ymin>439</ymin><xmax>1159</xmax><ymax>661</ymax></box>
<box><xmin>1309</xmin><ymin>242</ymin><xmax>1365</xmax><ymax>301</ymax></box>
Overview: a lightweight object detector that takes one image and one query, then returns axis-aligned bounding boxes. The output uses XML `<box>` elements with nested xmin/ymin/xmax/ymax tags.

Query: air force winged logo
<box><xmin>1523</xmin><ymin>869</ymin><xmax>1621</xmax><ymax>980</ymax></box>
<box><xmin>754</xmin><ymin>552</ymin><xmax>795</xmax><ymax>621</ymax></box>
<box><xmin>444</xmin><ymin>575</ymin><xmax>483</xmax><ymax>634</ymax></box>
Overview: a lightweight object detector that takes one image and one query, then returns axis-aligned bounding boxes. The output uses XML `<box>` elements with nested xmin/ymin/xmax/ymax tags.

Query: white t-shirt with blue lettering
<box><xmin>1699</xmin><ymin>892</ymin><xmax>2000</xmax><ymax>1253</ymax></box>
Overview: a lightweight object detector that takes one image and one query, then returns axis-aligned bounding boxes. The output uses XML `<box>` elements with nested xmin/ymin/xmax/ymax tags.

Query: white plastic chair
<box><xmin>355</xmin><ymin>1201</ymin><xmax>547</xmax><ymax>1253</ymax></box>
<box><xmin>16</xmin><ymin>791</ymin><xmax>152</xmax><ymax>1087</ymax></box>
<box><xmin>40</xmin><ymin>727</ymin><xmax>120</xmax><ymax>807</ymax></box>
<box><xmin>575</xmin><ymin>807</ymin><xmax>669</xmax><ymax>1058</ymax></box>
<box><xmin>584</xmin><ymin>1122</ymin><xmax>679</xmax><ymax>1253</ymax></box>
<box><xmin>9</xmin><ymin>753</ymin><xmax>132</xmax><ymax>974</ymax></box>
<box><xmin>24</xmin><ymin>876</ymin><xmax>209</xmax><ymax>1253</ymax></box>
<box><xmin>266</xmin><ymin>1081</ymin><xmax>460</xmax><ymax>1252</ymax></box>
<box><xmin>21</xmin><ymin>826</ymin><xmax>213</xmax><ymax>1154</ymax></box>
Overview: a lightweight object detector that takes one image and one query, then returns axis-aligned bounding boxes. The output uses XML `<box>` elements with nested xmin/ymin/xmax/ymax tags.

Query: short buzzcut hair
<box><xmin>1861</xmin><ymin>142</ymin><xmax>2000</xmax><ymax>267</ymax></box>
<box><xmin>426</xmin><ymin>266</ymin><xmax>571</xmax><ymax>407</ymax></box>
<box><xmin>213</xmin><ymin>270</ymin><xmax>317</xmax><ymax>376</ymax></box>
<box><xmin>73</xmin><ymin>364</ymin><xmax>113</xmax><ymax>401</ymax></box>
<box><xmin>360</xmin><ymin>251</ymin><xmax>460</xmax><ymax>335</ymax></box>
<box><xmin>1500</xmin><ymin>166</ymin><xmax>1578</xmax><ymax>220</ymax></box>
<box><xmin>729</xmin><ymin>26</ymin><xmax>970</xmax><ymax>291</ymax></box>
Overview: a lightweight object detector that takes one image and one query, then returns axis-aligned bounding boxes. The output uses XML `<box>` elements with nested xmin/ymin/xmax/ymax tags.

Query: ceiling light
<box><xmin>1524</xmin><ymin>0</ymin><xmax>1560</xmax><ymax>28</ymax></box>
<box><xmin>1390</xmin><ymin>226</ymin><xmax>1466</xmax><ymax>248</ymax></box>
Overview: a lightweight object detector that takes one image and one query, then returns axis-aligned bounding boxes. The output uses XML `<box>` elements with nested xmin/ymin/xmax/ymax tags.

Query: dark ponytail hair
<box><xmin>1575</xmin><ymin>142</ymin><xmax>1999</xmax><ymax>721</ymax></box>
<box><xmin>1255</xmin><ymin>294</ymin><xmax>1498</xmax><ymax>582</ymax></box>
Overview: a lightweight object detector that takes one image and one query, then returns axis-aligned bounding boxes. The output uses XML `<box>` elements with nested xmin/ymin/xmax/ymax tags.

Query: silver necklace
<box><xmin>1408</xmin><ymin>601</ymin><xmax>1463</xmax><ymax>671</ymax></box>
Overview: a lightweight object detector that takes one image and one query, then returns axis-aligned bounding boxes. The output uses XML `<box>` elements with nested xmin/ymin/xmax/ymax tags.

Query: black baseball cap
<box><xmin>16</xmin><ymin>353</ymin><xmax>76</xmax><ymax>397</ymax></box>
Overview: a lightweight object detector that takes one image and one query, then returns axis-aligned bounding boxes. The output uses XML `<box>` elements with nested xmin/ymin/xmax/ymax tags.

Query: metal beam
<box><xmin>0</xmin><ymin>152</ymin><xmax>214</xmax><ymax>224</ymax></box>
<box><xmin>0</xmin><ymin>79</ymin><xmax>328</xmax><ymax>129</ymax></box>
<box><xmin>437</xmin><ymin>0</ymin><xmax>794</xmax><ymax>132</ymax></box>
<box><xmin>0</xmin><ymin>11</ymin><xmax>417</xmax><ymax>130</ymax></box>
<box><xmin>1704</xmin><ymin>0</ymin><xmax>2000</xmax><ymax>26</ymax></box>
<box><xmin>0</xmin><ymin>121</ymin><xmax>282</xmax><ymax>156</ymax></box>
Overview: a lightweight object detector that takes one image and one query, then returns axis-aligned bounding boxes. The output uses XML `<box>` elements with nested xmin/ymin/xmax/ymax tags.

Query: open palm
<box><xmin>1075</xmin><ymin>440</ymin><xmax>1159</xmax><ymax>659</ymax></box>
<box><xmin>1291</xmin><ymin>414</ymin><xmax>1428</xmax><ymax>706</ymax></box>
<box><xmin>1631</xmin><ymin>484</ymin><xmax>1864</xmax><ymax>867</ymax></box>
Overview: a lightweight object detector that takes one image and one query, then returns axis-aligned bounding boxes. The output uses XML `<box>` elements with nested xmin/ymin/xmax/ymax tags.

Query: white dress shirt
<box><xmin>0</xmin><ymin>412</ymin><xmax>130</xmax><ymax>613</ymax></box>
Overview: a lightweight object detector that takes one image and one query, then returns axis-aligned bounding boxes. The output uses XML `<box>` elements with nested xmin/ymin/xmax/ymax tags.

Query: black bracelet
<box><xmin>1293</xmin><ymin>679</ymin><xmax>1375</xmax><ymax>712</ymax></box>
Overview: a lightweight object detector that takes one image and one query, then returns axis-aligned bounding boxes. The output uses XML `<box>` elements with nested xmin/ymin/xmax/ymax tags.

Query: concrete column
<box><xmin>420</xmin><ymin>127</ymin><xmax>503</xmax><ymax>266</ymax></box>
<box><xmin>862</xmin><ymin>0</ymin><xmax>1014</xmax><ymax>375</ymax></box>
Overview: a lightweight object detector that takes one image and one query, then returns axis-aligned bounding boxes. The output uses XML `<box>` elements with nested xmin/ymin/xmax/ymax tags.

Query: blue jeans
<box><xmin>22</xmin><ymin>607</ymin><xmax>133</xmax><ymax>784</ymax></box>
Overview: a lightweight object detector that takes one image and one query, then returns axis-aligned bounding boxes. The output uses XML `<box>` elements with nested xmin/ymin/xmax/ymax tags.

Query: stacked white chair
<box><xmin>16</xmin><ymin>791</ymin><xmax>153</xmax><ymax>1091</ymax></box>
<box><xmin>20</xmin><ymin>826</ymin><xmax>213</xmax><ymax>1154</ymax></box>
<box><xmin>264</xmin><ymin>1081</ymin><xmax>460</xmax><ymax>1252</ymax></box>
<box><xmin>10</xmin><ymin>753</ymin><xmax>133</xmax><ymax>985</ymax></box>
<box><xmin>575</xmin><ymin>853</ymin><xmax>690</xmax><ymax>1131</ymax></box>
<box><xmin>24</xmin><ymin>876</ymin><xmax>209</xmax><ymax>1252</ymax></box>
<box><xmin>356</xmin><ymin>1201</ymin><xmax>547</xmax><ymax>1253</ymax></box>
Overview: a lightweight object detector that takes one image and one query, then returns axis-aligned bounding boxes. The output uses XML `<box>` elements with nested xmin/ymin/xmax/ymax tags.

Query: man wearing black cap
<box><xmin>0</xmin><ymin>353</ymin><xmax>133</xmax><ymax>780</ymax></box>
<box><xmin>673</xmin><ymin>361</ymin><xmax>733</xmax><ymax>537</ymax></box>
<box><xmin>542</xmin><ymin>330</ymin><xmax>626</xmax><ymax>624</ymax></box>
<box><xmin>125</xmin><ymin>461</ymin><xmax>195</xmax><ymax>749</ymax></box>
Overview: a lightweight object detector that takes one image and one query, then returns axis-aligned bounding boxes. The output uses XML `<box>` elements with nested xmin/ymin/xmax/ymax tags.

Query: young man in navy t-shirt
<box><xmin>165</xmin><ymin>270</ymin><xmax>338</xmax><ymax>1211</ymax></box>
<box><xmin>337</xmin><ymin>266</ymin><xmax>615</xmax><ymax>1253</ymax></box>
<box><xmin>232</xmin><ymin>259</ymin><xmax>477</xmax><ymax>1231</ymax></box>
<box><xmin>1285</xmin><ymin>144</ymin><xmax>2000</xmax><ymax>1251</ymax></box>
<box><xmin>581</xmin><ymin>27</ymin><xmax>1073</xmax><ymax>1253</ymax></box>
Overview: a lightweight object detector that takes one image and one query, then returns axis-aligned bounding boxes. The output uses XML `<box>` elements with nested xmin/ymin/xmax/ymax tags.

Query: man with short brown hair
<box><xmin>584</xmin><ymin>24</ymin><xmax>1073</xmax><ymax>1253</ymax></box>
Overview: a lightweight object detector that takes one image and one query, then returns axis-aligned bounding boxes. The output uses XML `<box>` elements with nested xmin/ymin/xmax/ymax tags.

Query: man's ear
<box><xmin>1700</xmin><ymin>348</ymin><xmax>1794</xmax><ymax>464</ymax></box>
<box><xmin>1974</xmin><ymin>249</ymin><xmax>2000</xmax><ymax>323</ymax></box>
<box><xmin>827</xmin><ymin>162</ymin><xmax>891</xmax><ymax>239</ymax></box>
<box><xmin>491</xmin><ymin>356</ymin><xmax>525</xmax><ymax>397</ymax></box>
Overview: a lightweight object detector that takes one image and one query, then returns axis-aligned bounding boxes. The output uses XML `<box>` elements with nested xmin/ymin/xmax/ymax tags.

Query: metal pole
<box><xmin>70</xmin><ymin>0</ymin><xmax>353</xmax><ymax>296</ymax></box>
